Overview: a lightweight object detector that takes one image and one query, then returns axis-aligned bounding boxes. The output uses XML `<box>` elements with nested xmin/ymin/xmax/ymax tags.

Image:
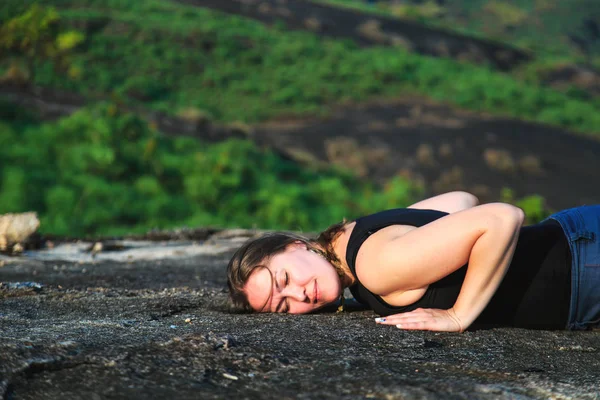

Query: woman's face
<box><xmin>244</xmin><ymin>242</ymin><xmax>342</xmax><ymax>314</ymax></box>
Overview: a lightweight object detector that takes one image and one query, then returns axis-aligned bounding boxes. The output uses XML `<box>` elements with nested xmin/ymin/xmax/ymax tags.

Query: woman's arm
<box><xmin>357</xmin><ymin>202</ymin><xmax>525</xmax><ymax>331</ymax></box>
<box><xmin>408</xmin><ymin>191</ymin><xmax>479</xmax><ymax>214</ymax></box>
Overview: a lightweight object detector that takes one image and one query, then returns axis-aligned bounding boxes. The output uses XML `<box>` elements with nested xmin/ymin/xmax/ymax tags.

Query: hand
<box><xmin>374</xmin><ymin>308</ymin><xmax>464</xmax><ymax>332</ymax></box>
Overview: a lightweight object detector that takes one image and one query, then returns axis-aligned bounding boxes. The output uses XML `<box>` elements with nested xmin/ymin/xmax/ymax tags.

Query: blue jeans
<box><xmin>547</xmin><ymin>206</ymin><xmax>600</xmax><ymax>330</ymax></box>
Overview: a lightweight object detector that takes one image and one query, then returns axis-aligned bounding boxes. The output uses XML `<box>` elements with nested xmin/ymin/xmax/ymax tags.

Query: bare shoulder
<box><xmin>338</xmin><ymin>222</ymin><xmax>415</xmax><ymax>264</ymax></box>
<box><xmin>354</xmin><ymin>224</ymin><xmax>428</xmax><ymax>306</ymax></box>
<box><xmin>353</xmin><ymin>203</ymin><xmax>524</xmax><ymax>305</ymax></box>
<box><xmin>354</xmin><ymin>224</ymin><xmax>417</xmax><ymax>272</ymax></box>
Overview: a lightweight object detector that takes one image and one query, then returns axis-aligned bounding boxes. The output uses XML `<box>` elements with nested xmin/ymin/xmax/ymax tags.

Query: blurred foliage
<box><xmin>0</xmin><ymin>3</ymin><xmax>577</xmax><ymax>235</ymax></box>
<box><xmin>319</xmin><ymin>0</ymin><xmax>600</xmax><ymax>64</ymax></box>
<box><xmin>0</xmin><ymin>2</ymin><xmax>599</xmax><ymax>134</ymax></box>
<box><xmin>0</xmin><ymin>4</ymin><xmax>84</xmax><ymax>83</ymax></box>
<box><xmin>0</xmin><ymin>103</ymin><xmax>420</xmax><ymax>236</ymax></box>
<box><xmin>389</xmin><ymin>1</ymin><xmax>446</xmax><ymax>21</ymax></box>
<box><xmin>482</xmin><ymin>2</ymin><xmax>528</xmax><ymax>29</ymax></box>
<box><xmin>501</xmin><ymin>188</ymin><xmax>551</xmax><ymax>224</ymax></box>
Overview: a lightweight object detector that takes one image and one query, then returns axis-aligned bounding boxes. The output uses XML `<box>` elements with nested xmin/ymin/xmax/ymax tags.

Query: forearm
<box><xmin>409</xmin><ymin>191</ymin><xmax>479</xmax><ymax>214</ymax></box>
<box><xmin>451</xmin><ymin>207</ymin><xmax>524</xmax><ymax>330</ymax></box>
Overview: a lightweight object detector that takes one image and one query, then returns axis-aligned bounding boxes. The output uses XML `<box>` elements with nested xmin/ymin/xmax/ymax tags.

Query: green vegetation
<box><xmin>317</xmin><ymin>0</ymin><xmax>600</xmax><ymax>99</ymax></box>
<box><xmin>501</xmin><ymin>189</ymin><xmax>550</xmax><ymax>223</ymax></box>
<box><xmin>0</xmin><ymin>99</ymin><xmax>547</xmax><ymax>235</ymax></box>
<box><xmin>0</xmin><ymin>102</ymin><xmax>420</xmax><ymax>236</ymax></box>
<box><xmin>318</xmin><ymin>0</ymin><xmax>600</xmax><ymax>65</ymax></box>
<box><xmin>0</xmin><ymin>3</ymin><xmax>567</xmax><ymax>235</ymax></box>
<box><xmin>1</xmin><ymin>1</ymin><xmax>599</xmax><ymax>133</ymax></box>
<box><xmin>0</xmin><ymin>4</ymin><xmax>84</xmax><ymax>83</ymax></box>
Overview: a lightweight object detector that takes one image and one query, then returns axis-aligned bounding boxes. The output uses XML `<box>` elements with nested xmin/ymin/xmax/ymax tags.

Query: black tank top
<box><xmin>345</xmin><ymin>208</ymin><xmax>571</xmax><ymax>329</ymax></box>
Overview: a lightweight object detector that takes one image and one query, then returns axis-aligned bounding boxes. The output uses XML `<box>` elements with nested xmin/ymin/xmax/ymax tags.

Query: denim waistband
<box><xmin>547</xmin><ymin>206</ymin><xmax>600</xmax><ymax>330</ymax></box>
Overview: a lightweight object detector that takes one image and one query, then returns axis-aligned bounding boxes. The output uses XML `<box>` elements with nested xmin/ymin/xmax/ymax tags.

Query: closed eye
<box><xmin>276</xmin><ymin>296</ymin><xmax>289</xmax><ymax>313</ymax></box>
<box><xmin>282</xmin><ymin>298</ymin><xmax>289</xmax><ymax>313</ymax></box>
<box><xmin>274</xmin><ymin>270</ymin><xmax>288</xmax><ymax>313</ymax></box>
<box><xmin>275</xmin><ymin>272</ymin><xmax>290</xmax><ymax>313</ymax></box>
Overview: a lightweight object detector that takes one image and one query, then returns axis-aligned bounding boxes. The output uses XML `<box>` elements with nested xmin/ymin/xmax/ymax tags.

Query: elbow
<box><xmin>453</xmin><ymin>191</ymin><xmax>479</xmax><ymax>209</ymax></box>
<box><xmin>462</xmin><ymin>192</ymin><xmax>479</xmax><ymax>208</ymax></box>
<box><xmin>506</xmin><ymin>203</ymin><xmax>525</xmax><ymax>227</ymax></box>
<box><xmin>515</xmin><ymin>206</ymin><xmax>526</xmax><ymax>226</ymax></box>
<box><xmin>488</xmin><ymin>203</ymin><xmax>525</xmax><ymax>230</ymax></box>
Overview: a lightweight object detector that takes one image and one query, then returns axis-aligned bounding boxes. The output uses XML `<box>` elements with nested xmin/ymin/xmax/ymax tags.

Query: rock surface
<box><xmin>175</xmin><ymin>0</ymin><xmax>531</xmax><ymax>70</ymax></box>
<box><xmin>1</xmin><ymin>229</ymin><xmax>599</xmax><ymax>399</ymax></box>
<box><xmin>0</xmin><ymin>213</ymin><xmax>40</xmax><ymax>252</ymax></box>
<box><xmin>255</xmin><ymin>98</ymin><xmax>600</xmax><ymax>209</ymax></box>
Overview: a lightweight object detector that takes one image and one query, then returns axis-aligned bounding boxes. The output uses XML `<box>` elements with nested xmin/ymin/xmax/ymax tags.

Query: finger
<box><xmin>376</xmin><ymin>315</ymin><xmax>436</xmax><ymax>325</ymax></box>
<box><xmin>376</xmin><ymin>308</ymin><xmax>432</xmax><ymax>320</ymax></box>
<box><xmin>397</xmin><ymin>318</ymin><xmax>461</xmax><ymax>332</ymax></box>
<box><xmin>395</xmin><ymin>321</ymin><xmax>435</xmax><ymax>331</ymax></box>
<box><xmin>375</xmin><ymin>315</ymin><xmax>429</xmax><ymax>325</ymax></box>
<box><xmin>375</xmin><ymin>316</ymin><xmax>414</xmax><ymax>325</ymax></box>
<box><xmin>375</xmin><ymin>312</ymin><xmax>433</xmax><ymax>325</ymax></box>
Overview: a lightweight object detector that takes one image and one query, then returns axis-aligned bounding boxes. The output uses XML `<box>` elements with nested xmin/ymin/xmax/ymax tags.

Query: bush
<box><xmin>0</xmin><ymin>105</ymin><xmax>420</xmax><ymax>236</ymax></box>
<box><xmin>0</xmin><ymin>4</ymin><xmax>85</xmax><ymax>83</ymax></box>
<box><xmin>501</xmin><ymin>188</ymin><xmax>550</xmax><ymax>224</ymax></box>
<box><xmin>3</xmin><ymin>1</ymin><xmax>600</xmax><ymax>134</ymax></box>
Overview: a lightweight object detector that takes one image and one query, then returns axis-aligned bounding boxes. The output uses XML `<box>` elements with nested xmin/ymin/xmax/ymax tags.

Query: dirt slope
<box><xmin>255</xmin><ymin>98</ymin><xmax>600</xmax><ymax>210</ymax></box>
<box><xmin>176</xmin><ymin>0</ymin><xmax>530</xmax><ymax>70</ymax></box>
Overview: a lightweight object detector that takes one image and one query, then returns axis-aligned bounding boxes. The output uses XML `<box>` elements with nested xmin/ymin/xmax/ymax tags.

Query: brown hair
<box><xmin>226</xmin><ymin>220</ymin><xmax>349</xmax><ymax>312</ymax></box>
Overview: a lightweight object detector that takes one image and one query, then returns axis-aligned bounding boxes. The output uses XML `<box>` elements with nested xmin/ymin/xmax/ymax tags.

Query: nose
<box><xmin>281</xmin><ymin>284</ymin><xmax>307</xmax><ymax>302</ymax></box>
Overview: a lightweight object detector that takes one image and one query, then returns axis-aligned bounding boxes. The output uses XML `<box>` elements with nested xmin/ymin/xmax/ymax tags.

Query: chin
<box><xmin>311</xmin><ymin>301</ymin><xmax>340</xmax><ymax>314</ymax></box>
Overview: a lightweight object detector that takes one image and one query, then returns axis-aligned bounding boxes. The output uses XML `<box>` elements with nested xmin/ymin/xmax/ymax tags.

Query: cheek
<box><xmin>314</xmin><ymin>258</ymin><xmax>336</xmax><ymax>277</ymax></box>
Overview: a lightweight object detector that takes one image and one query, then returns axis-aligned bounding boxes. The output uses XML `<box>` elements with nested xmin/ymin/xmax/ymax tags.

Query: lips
<box><xmin>313</xmin><ymin>280</ymin><xmax>318</xmax><ymax>303</ymax></box>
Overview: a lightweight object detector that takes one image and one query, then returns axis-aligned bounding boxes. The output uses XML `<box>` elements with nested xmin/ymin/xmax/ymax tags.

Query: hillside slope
<box><xmin>2</xmin><ymin>1</ymin><xmax>600</xmax><ymax>234</ymax></box>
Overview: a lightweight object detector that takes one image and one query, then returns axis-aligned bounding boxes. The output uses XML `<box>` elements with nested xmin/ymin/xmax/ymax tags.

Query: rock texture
<box><xmin>1</xmin><ymin>230</ymin><xmax>599</xmax><ymax>399</ymax></box>
<box><xmin>256</xmin><ymin>99</ymin><xmax>600</xmax><ymax>209</ymax></box>
<box><xmin>174</xmin><ymin>0</ymin><xmax>531</xmax><ymax>70</ymax></box>
<box><xmin>0</xmin><ymin>213</ymin><xmax>40</xmax><ymax>252</ymax></box>
<box><xmin>543</xmin><ymin>64</ymin><xmax>600</xmax><ymax>97</ymax></box>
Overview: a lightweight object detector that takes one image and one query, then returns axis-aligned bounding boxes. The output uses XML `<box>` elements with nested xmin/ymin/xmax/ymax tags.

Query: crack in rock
<box><xmin>2</xmin><ymin>356</ymin><xmax>93</xmax><ymax>400</ymax></box>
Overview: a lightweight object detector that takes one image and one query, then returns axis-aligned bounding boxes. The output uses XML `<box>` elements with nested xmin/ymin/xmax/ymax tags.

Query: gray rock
<box><xmin>1</xmin><ymin>229</ymin><xmax>599</xmax><ymax>399</ymax></box>
<box><xmin>0</xmin><ymin>212</ymin><xmax>40</xmax><ymax>251</ymax></box>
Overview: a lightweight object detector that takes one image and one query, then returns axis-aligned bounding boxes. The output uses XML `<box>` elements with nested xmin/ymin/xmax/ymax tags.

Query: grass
<box><xmin>1</xmin><ymin>0</ymin><xmax>600</xmax><ymax>134</ymax></box>
<box><xmin>0</xmin><ymin>1</ymin><xmax>563</xmax><ymax>234</ymax></box>
<box><xmin>0</xmin><ymin>101</ymin><xmax>421</xmax><ymax>235</ymax></box>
